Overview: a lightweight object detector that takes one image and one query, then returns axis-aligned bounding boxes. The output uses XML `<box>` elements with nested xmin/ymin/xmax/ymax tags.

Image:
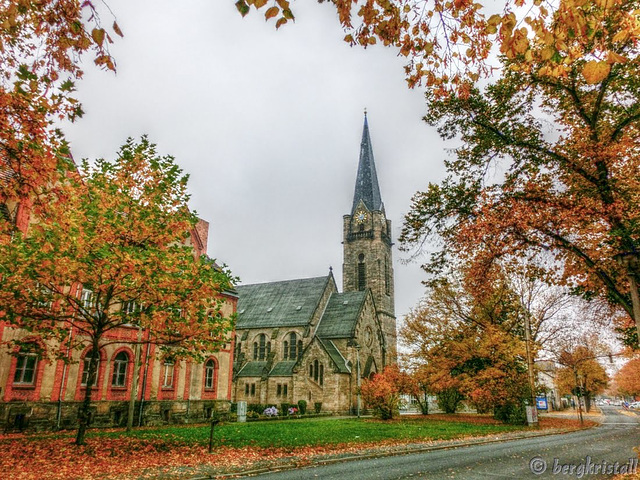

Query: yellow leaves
<box><xmin>594</xmin><ymin>0</ymin><xmax>619</xmax><ymax>9</ymax></box>
<box><xmin>607</xmin><ymin>51</ymin><xmax>628</xmax><ymax>63</ymax></box>
<box><xmin>540</xmin><ymin>46</ymin><xmax>556</xmax><ymax>61</ymax></box>
<box><xmin>91</xmin><ymin>28</ymin><xmax>105</xmax><ymax>47</ymax></box>
<box><xmin>582</xmin><ymin>60</ymin><xmax>610</xmax><ymax>83</ymax></box>
<box><xmin>112</xmin><ymin>22</ymin><xmax>123</xmax><ymax>38</ymax></box>
<box><xmin>612</xmin><ymin>30</ymin><xmax>629</xmax><ymax>43</ymax></box>
<box><xmin>265</xmin><ymin>6</ymin><xmax>279</xmax><ymax>20</ymax></box>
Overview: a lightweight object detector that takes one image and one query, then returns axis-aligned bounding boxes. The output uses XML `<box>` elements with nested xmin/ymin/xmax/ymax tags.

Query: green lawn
<box><xmin>96</xmin><ymin>417</ymin><xmax>525</xmax><ymax>449</ymax></box>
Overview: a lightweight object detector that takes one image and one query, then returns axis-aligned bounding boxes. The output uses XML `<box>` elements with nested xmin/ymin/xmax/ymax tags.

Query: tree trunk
<box><xmin>126</xmin><ymin>328</ymin><xmax>143</xmax><ymax>431</ymax></box>
<box><xmin>75</xmin><ymin>340</ymin><xmax>100</xmax><ymax>446</ymax></box>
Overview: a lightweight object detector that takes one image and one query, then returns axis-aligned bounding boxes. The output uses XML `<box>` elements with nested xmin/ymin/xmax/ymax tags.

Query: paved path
<box><xmin>241</xmin><ymin>406</ymin><xmax>639</xmax><ymax>479</ymax></box>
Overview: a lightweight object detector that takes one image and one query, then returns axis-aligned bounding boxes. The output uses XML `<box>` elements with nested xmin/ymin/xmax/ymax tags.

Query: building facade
<box><xmin>232</xmin><ymin>115</ymin><xmax>397</xmax><ymax>413</ymax></box>
<box><xmin>0</xmin><ymin>200</ymin><xmax>237</xmax><ymax>431</ymax></box>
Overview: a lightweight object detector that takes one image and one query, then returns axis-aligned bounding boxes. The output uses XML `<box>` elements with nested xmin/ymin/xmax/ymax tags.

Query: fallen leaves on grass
<box><xmin>0</xmin><ymin>415</ymin><xmax>591</xmax><ymax>480</ymax></box>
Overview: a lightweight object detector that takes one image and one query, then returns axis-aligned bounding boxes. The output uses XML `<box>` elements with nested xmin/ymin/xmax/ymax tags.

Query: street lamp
<box><xmin>573</xmin><ymin>368</ymin><xmax>585</xmax><ymax>426</ymax></box>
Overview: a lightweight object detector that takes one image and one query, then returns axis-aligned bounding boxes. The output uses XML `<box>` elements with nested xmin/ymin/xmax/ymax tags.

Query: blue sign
<box><xmin>536</xmin><ymin>396</ymin><xmax>548</xmax><ymax>410</ymax></box>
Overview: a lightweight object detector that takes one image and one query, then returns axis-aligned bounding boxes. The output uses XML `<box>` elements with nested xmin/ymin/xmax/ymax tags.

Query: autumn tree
<box><xmin>401</xmin><ymin>275</ymin><xmax>533</xmax><ymax>423</ymax></box>
<box><xmin>611</xmin><ymin>357</ymin><xmax>640</xmax><ymax>399</ymax></box>
<box><xmin>0</xmin><ymin>137</ymin><xmax>235</xmax><ymax>445</ymax></box>
<box><xmin>360</xmin><ymin>364</ymin><xmax>413</xmax><ymax>419</ymax></box>
<box><xmin>0</xmin><ymin>0</ymin><xmax>122</xmax><ymax>225</ymax></box>
<box><xmin>555</xmin><ymin>345</ymin><xmax>609</xmax><ymax>412</ymax></box>
<box><xmin>390</xmin><ymin>0</ymin><xmax>640</xmax><ymax>347</ymax></box>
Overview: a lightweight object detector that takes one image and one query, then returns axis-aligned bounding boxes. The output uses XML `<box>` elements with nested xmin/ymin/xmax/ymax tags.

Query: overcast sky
<box><xmin>63</xmin><ymin>0</ymin><xmax>448</xmax><ymax>325</ymax></box>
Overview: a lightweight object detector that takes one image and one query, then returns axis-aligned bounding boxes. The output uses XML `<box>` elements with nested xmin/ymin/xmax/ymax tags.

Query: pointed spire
<box><xmin>351</xmin><ymin>111</ymin><xmax>383</xmax><ymax>214</ymax></box>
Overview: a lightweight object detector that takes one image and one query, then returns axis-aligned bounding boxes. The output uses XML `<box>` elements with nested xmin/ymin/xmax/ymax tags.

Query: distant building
<box><xmin>232</xmin><ymin>115</ymin><xmax>397</xmax><ymax>413</ymax></box>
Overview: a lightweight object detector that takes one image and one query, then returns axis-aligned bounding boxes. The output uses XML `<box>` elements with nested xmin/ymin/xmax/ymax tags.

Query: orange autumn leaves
<box><xmin>238</xmin><ymin>0</ymin><xmax>640</xmax><ymax>93</ymax></box>
<box><xmin>1</xmin><ymin>0</ymin><xmax>122</xmax><ymax>229</ymax></box>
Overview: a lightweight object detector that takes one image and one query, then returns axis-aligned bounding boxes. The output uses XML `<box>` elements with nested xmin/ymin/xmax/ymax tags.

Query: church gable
<box><xmin>315</xmin><ymin>291</ymin><xmax>366</xmax><ymax>339</ymax></box>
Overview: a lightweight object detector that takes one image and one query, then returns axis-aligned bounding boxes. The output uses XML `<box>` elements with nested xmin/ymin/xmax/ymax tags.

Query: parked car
<box><xmin>629</xmin><ymin>401</ymin><xmax>640</xmax><ymax>409</ymax></box>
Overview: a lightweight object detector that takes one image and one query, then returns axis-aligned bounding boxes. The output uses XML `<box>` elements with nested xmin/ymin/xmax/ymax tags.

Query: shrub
<box><xmin>247</xmin><ymin>404</ymin><xmax>266</xmax><ymax>415</ymax></box>
<box><xmin>437</xmin><ymin>387</ymin><xmax>464</xmax><ymax>414</ymax></box>
<box><xmin>280</xmin><ymin>403</ymin><xmax>291</xmax><ymax>416</ymax></box>
<box><xmin>360</xmin><ymin>365</ymin><xmax>412</xmax><ymax>420</ymax></box>
<box><xmin>314</xmin><ymin>402</ymin><xmax>322</xmax><ymax>414</ymax></box>
<box><xmin>493</xmin><ymin>402</ymin><xmax>527</xmax><ymax>425</ymax></box>
<box><xmin>297</xmin><ymin>400</ymin><xmax>307</xmax><ymax>415</ymax></box>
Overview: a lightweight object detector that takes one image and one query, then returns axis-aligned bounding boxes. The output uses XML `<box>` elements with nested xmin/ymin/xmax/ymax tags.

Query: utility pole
<box><xmin>523</xmin><ymin>311</ymin><xmax>538</xmax><ymax>426</ymax></box>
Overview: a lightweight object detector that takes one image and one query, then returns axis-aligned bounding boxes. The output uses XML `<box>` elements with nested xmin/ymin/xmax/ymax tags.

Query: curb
<box><xmin>191</xmin><ymin>424</ymin><xmax>596</xmax><ymax>479</ymax></box>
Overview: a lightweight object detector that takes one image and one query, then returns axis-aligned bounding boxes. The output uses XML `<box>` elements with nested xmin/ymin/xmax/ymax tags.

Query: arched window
<box><xmin>288</xmin><ymin>333</ymin><xmax>297</xmax><ymax>359</ymax></box>
<box><xmin>283</xmin><ymin>341</ymin><xmax>289</xmax><ymax>360</ymax></box>
<box><xmin>14</xmin><ymin>352</ymin><xmax>38</xmax><ymax>385</ymax></box>
<box><xmin>258</xmin><ymin>334</ymin><xmax>266</xmax><ymax>360</ymax></box>
<box><xmin>313</xmin><ymin>359</ymin><xmax>319</xmax><ymax>382</ymax></box>
<box><xmin>81</xmin><ymin>350</ymin><xmax>100</xmax><ymax>387</ymax></box>
<box><xmin>266</xmin><ymin>341</ymin><xmax>271</xmax><ymax>357</ymax></box>
<box><xmin>297</xmin><ymin>340</ymin><xmax>303</xmax><ymax>360</ymax></box>
<box><xmin>253</xmin><ymin>342</ymin><xmax>258</xmax><ymax>360</ymax></box>
<box><xmin>319</xmin><ymin>364</ymin><xmax>324</xmax><ymax>386</ymax></box>
<box><xmin>385</xmin><ymin>257</ymin><xmax>390</xmax><ymax>295</ymax></box>
<box><xmin>357</xmin><ymin>254</ymin><xmax>366</xmax><ymax>291</ymax></box>
<box><xmin>162</xmin><ymin>359</ymin><xmax>175</xmax><ymax>388</ymax></box>
<box><xmin>309</xmin><ymin>363</ymin><xmax>313</xmax><ymax>378</ymax></box>
<box><xmin>111</xmin><ymin>351</ymin><xmax>129</xmax><ymax>387</ymax></box>
<box><xmin>204</xmin><ymin>359</ymin><xmax>217</xmax><ymax>391</ymax></box>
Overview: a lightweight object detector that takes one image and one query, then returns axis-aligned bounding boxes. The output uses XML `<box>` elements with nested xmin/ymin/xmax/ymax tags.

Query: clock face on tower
<box><xmin>355</xmin><ymin>210</ymin><xmax>368</xmax><ymax>224</ymax></box>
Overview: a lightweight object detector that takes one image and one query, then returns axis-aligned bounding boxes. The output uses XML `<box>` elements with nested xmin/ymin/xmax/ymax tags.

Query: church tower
<box><xmin>342</xmin><ymin>113</ymin><xmax>397</xmax><ymax>364</ymax></box>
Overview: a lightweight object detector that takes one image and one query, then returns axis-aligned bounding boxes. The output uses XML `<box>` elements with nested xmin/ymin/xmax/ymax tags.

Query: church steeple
<box><xmin>351</xmin><ymin>112</ymin><xmax>383</xmax><ymax>215</ymax></box>
<box><xmin>343</xmin><ymin>113</ymin><xmax>396</xmax><ymax>365</ymax></box>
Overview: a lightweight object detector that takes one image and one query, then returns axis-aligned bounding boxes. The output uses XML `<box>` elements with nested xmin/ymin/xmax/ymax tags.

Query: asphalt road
<box><xmin>245</xmin><ymin>406</ymin><xmax>640</xmax><ymax>479</ymax></box>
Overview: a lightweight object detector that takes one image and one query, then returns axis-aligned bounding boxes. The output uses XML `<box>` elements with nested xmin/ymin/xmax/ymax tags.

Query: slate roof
<box><xmin>269</xmin><ymin>361</ymin><xmax>297</xmax><ymax>377</ymax></box>
<box><xmin>235</xmin><ymin>361</ymin><xmax>268</xmax><ymax>378</ymax></box>
<box><xmin>351</xmin><ymin>114</ymin><xmax>384</xmax><ymax>214</ymax></box>
<box><xmin>236</xmin><ymin>276</ymin><xmax>329</xmax><ymax>329</ymax></box>
<box><xmin>318</xmin><ymin>338</ymin><xmax>351</xmax><ymax>374</ymax></box>
<box><xmin>315</xmin><ymin>291</ymin><xmax>366</xmax><ymax>339</ymax></box>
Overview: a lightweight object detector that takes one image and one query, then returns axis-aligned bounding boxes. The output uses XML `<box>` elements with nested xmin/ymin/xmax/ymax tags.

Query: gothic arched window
<box><xmin>258</xmin><ymin>334</ymin><xmax>267</xmax><ymax>360</ymax></box>
<box><xmin>357</xmin><ymin>254</ymin><xmax>366</xmax><ymax>291</ymax></box>
<box><xmin>288</xmin><ymin>332</ymin><xmax>297</xmax><ymax>359</ymax></box>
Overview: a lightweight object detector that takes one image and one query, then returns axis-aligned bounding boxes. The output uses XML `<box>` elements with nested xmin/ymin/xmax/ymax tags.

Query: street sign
<box><xmin>536</xmin><ymin>397</ymin><xmax>548</xmax><ymax>410</ymax></box>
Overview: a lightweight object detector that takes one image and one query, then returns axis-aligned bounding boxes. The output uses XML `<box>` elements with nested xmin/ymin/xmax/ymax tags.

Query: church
<box><xmin>232</xmin><ymin>115</ymin><xmax>397</xmax><ymax>414</ymax></box>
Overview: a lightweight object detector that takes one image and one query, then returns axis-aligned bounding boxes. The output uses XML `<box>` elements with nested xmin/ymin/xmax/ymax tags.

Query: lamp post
<box><xmin>523</xmin><ymin>310</ymin><xmax>539</xmax><ymax>426</ymax></box>
<box><xmin>573</xmin><ymin>367</ymin><xmax>584</xmax><ymax>426</ymax></box>
<box><xmin>355</xmin><ymin>343</ymin><xmax>361</xmax><ymax>418</ymax></box>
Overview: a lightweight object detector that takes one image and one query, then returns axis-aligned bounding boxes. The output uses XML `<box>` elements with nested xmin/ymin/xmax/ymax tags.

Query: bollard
<box><xmin>208</xmin><ymin>418</ymin><xmax>220</xmax><ymax>453</ymax></box>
